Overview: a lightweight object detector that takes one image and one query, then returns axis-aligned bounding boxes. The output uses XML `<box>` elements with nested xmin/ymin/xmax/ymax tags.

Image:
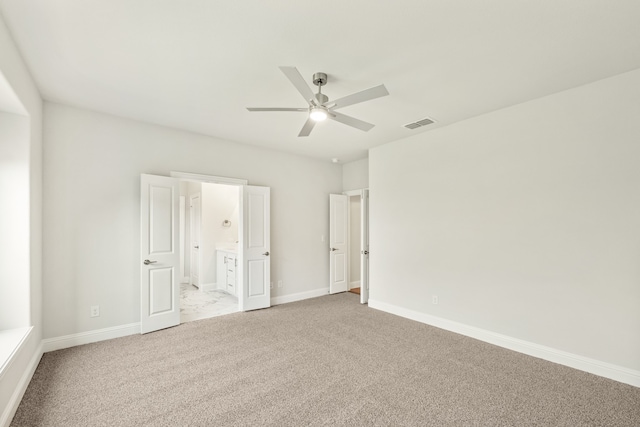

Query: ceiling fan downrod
<box><xmin>312</xmin><ymin>72</ymin><xmax>328</xmax><ymax>105</ymax></box>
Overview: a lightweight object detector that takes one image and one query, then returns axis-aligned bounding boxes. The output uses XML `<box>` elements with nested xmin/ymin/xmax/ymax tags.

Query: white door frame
<box><xmin>344</xmin><ymin>189</ymin><xmax>370</xmax><ymax>304</ymax></box>
<box><xmin>360</xmin><ymin>189</ymin><xmax>369</xmax><ymax>304</ymax></box>
<box><xmin>189</xmin><ymin>192</ymin><xmax>201</xmax><ymax>289</ymax></box>
<box><xmin>170</xmin><ymin>171</ymin><xmax>248</xmax><ymax>186</ymax></box>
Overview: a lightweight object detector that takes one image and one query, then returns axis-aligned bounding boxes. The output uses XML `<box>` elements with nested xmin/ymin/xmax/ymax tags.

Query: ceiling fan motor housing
<box><xmin>313</xmin><ymin>72</ymin><xmax>327</xmax><ymax>87</ymax></box>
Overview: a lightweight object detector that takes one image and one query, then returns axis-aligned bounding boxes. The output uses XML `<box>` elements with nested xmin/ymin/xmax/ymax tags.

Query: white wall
<box><xmin>342</xmin><ymin>158</ymin><xmax>368</xmax><ymax>191</ymax></box>
<box><xmin>200</xmin><ymin>182</ymin><xmax>239</xmax><ymax>285</ymax></box>
<box><xmin>0</xmin><ymin>16</ymin><xmax>42</xmax><ymax>336</ymax></box>
<box><xmin>0</xmin><ymin>12</ymin><xmax>43</xmax><ymax>426</ymax></box>
<box><xmin>42</xmin><ymin>102</ymin><xmax>342</xmax><ymax>338</ymax></box>
<box><xmin>0</xmin><ymin>112</ymin><xmax>30</xmax><ymax>330</ymax></box>
<box><xmin>369</xmin><ymin>69</ymin><xmax>640</xmax><ymax>373</ymax></box>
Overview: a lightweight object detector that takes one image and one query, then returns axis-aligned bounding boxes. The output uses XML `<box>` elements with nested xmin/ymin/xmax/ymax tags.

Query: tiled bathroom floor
<box><xmin>180</xmin><ymin>283</ymin><xmax>239</xmax><ymax>323</ymax></box>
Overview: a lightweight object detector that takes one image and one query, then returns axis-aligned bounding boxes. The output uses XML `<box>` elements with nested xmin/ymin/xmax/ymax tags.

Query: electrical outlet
<box><xmin>270</xmin><ymin>282</ymin><xmax>273</xmax><ymax>290</ymax></box>
<box><xmin>90</xmin><ymin>305</ymin><xmax>100</xmax><ymax>317</ymax></box>
<box><xmin>432</xmin><ymin>296</ymin><xmax>438</xmax><ymax>305</ymax></box>
<box><xmin>277</xmin><ymin>280</ymin><xmax>283</xmax><ymax>288</ymax></box>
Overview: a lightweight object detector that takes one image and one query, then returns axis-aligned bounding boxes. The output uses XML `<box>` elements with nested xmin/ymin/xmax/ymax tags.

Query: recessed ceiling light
<box><xmin>332</xmin><ymin>158</ymin><xmax>339</xmax><ymax>163</ymax></box>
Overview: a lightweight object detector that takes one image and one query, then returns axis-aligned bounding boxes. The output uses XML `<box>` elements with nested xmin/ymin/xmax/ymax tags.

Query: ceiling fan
<box><xmin>247</xmin><ymin>66</ymin><xmax>389</xmax><ymax>137</ymax></box>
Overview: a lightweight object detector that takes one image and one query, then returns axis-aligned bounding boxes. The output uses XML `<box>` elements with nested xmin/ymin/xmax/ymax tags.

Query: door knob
<box><xmin>194</xmin><ymin>245</ymin><xmax>199</xmax><ymax>249</ymax></box>
<box><xmin>262</xmin><ymin>251</ymin><xmax>270</xmax><ymax>256</ymax></box>
<box><xmin>362</xmin><ymin>250</ymin><xmax>369</xmax><ymax>255</ymax></box>
<box><xmin>143</xmin><ymin>259</ymin><xmax>157</xmax><ymax>265</ymax></box>
<box><xmin>330</xmin><ymin>248</ymin><xmax>338</xmax><ymax>251</ymax></box>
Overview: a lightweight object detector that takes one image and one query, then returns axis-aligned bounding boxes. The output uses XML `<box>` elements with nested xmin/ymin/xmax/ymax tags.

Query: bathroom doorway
<box><xmin>180</xmin><ymin>181</ymin><xmax>241</xmax><ymax>323</ymax></box>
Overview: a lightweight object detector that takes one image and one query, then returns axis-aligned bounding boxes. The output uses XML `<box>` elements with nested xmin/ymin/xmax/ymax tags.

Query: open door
<box><xmin>360</xmin><ymin>190</ymin><xmax>370</xmax><ymax>304</ymax></box>
<box><xmin>240</xmin><ymin>185</ymin><xmax>271</xmax><ymax>311</ymax></box>
<box><xmin>140</xmin><ymin>174</ymin><xmax>180</xmax><ymax>334</ymax></box>
<box><xmin>329</xmin><ymin>194</ymin><xmax>348</xmax><ymax>294</ymax></box>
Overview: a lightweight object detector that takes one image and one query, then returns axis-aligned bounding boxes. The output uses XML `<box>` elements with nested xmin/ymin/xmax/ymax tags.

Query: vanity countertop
<box><xmin>216</xmin><ymin>246</ymin><xmax>238</xmax><ymax>254</ymax></box>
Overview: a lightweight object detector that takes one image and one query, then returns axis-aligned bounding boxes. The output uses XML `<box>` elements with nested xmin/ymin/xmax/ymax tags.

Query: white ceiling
<box><xmin>2</xmin><ymin>1</ymin><xmax>640</xmax><ymax>162</ymax></box>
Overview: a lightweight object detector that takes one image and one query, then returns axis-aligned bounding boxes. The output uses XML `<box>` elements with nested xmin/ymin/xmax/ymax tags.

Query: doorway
<box><xmin>329</xmin><ymin>189</ymin><xmax>369</xmax><ymax>303</ymax></box>
<box><xmin>140</xmin><ymin>172</ymin><xmax>271</xmax><ymax>334</ymax></box>
<box><xmin>182</xmin><ymin>181</ymin><xmax>241</xmax><ymax>323</ymax></box>
<box><xmin>347</xmin><ymin>189</ymin><xmax>369</xmax><ymax>304</ymax></box>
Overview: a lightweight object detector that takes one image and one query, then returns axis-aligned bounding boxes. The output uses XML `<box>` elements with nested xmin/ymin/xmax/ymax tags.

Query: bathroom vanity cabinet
<box><xmin>216</xmin><ymin>250</ymin><xmax>237</xmax><ymax>296</ymax></box>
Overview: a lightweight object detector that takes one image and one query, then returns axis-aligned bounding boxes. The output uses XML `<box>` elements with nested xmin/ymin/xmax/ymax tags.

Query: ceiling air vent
<box><xmin>404</xmin><ymin>116</ymin><xmax>435</xmax><ymax>130</ymax></box>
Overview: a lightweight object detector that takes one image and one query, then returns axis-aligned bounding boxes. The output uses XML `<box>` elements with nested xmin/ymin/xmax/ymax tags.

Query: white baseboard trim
<box><xmin>349</xmin><ymin>280</ymin><xmax>361</xmax><ymax>289</ymax></box>
<box><xmin>181</xmin><ymin>276</ymin><xmax>190</xmax><ymax>284</ymax></box>
<box><xmin>0</xmin><ymin>340</ymin><xmax>42</xmax><ymax>427</ymax></box>
<box><xmin>42</xmin><ymin>323</ymin><xmax>141</xmax><ymax>353</ymax></box>
<box><xmin>39</xmin><ymin>287</ymin><xmax>328</xmax><ymax>355</ymax></box>
<box><xmin>271</xmin><ymin>287</ymin><xmax>329</xmax><ymax>306</ymax></box>
<box><xmin>368</xmin><ymin>299</ymin><xmax>640</xmax><ymax>388</ymax></box>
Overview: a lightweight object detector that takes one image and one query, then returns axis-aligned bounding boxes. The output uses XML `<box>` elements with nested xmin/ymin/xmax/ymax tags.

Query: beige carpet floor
<box><xmin>11</xmin><ymin>293</ymin><xmax>640</xmax><ymax>426</ymax></box>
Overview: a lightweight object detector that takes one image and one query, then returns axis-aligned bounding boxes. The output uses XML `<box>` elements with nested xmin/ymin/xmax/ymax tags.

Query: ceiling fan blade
<box><xmin>330</xmin><ymin>111</ymin><xmax>375</xmax><ymax>132</ymax></box>
<box><xmin>279</xmin><ymin>66</ymin><xmax>317</xmax><ymax>105</ymax></box>
<box><xmin>298</xmin><ymin>117</ymin><xmax>316</xmax><ymax>137</ymax></box>
<box><xmin>330</xmin><ymin>84</ymin><xmax>389</xmax><ymax>110</ymax></box>
<box><xmin>247</xmin><ymin>107</ymin><xmax>307</xmax><ymax>112</ymax></box>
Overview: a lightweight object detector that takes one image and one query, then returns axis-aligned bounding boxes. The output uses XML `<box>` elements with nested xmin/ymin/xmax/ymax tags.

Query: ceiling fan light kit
<box><xmin>310</xmin><ymin>106</ymin><xmax>328</xmax><ymax>121</ymax></box>
<box><xmin>247</xmin><ymin>66</ymin><xmax>389</xmax><ymax>137</ymax></box>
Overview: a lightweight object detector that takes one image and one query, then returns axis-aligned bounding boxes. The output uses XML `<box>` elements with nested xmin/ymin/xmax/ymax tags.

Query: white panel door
<box><xmin>241</xmin><ymin>185</ymin><xmax>270</xmax><ymax>311</ymax></box>
<box><xmin>189</xmin><ymin>193</ymin><xmax>201</xmax><ymax>288</ymax></box>
<box><xmin>330</xmin><ymin>194</ymin><xmax>348</xmax><ymax>294</ymax></box>
<box><xmin>140</xmin><ymin>174</ymin><xmax>180</xmax><ymax>334</ymax></box>
<box><xmin>360</xmin><ymin>190</ymin><xmax>370</xmax><ymax>304</ymax></box>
